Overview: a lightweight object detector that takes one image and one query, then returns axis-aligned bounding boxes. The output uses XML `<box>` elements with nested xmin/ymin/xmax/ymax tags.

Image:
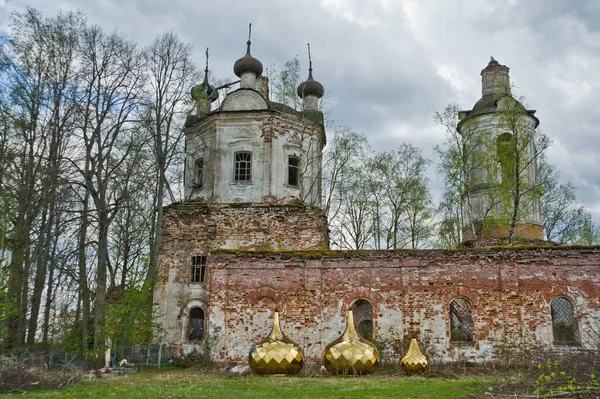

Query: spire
<box><xmin>246</xmin><ymin>23</ymin><xmax>252</xmax><ymax>55</ymax></box>
<box><xmin>308</xmin><ymin>43</ymin><xmax>314</xmax><ymax>78</ymax></box>
<box><xmin>203</xmin><ymin>47</ymin><xmax>210</xmax><ymax>85</ymax></box>
<box><xmin>233</xmin><ymin>23</ymin><xmax>263</xmax><ymax>86</ymax></box>
<box><xmin>297</xmin><ymin>43</ymin><xmax>324</xmax><ymax>110</ymax></box>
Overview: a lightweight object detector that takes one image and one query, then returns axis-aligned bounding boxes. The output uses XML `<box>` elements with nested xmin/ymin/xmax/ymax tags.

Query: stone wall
<box><xmin>153</xmin><ymin>200</ymin><xmax>328</xmax><ymax>344</ymax></box>
<box><xmin>205</xmin><ymin>247</ymin><xmax>600</xmax><ymax>362</ymax></box>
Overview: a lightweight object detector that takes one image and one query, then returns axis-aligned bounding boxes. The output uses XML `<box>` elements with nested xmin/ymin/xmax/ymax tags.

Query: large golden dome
<box><xmin>322</xmin><ymin>310</ymin><xmax>379</xmax><ymax>375</ymax></box>
<box><xmin>248</xmin><ymin>312</ymin><xmax>304</xmax><ymax>375</ymax></box>
<box><xmin>400</xmin><ymin>338</ymin><xmax>429</xmax><ymax>375</ymax></box>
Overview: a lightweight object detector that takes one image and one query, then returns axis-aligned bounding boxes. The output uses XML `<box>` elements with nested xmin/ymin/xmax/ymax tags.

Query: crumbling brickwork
<box><xmin>204</xmin><ymin>247</ymin><xmax>600</xmax><ymax>362</ymax></box>
<box><xmin>153</xmin><ymin>201</ymin><xmax>328</xmax><ymax>344</ymax></box>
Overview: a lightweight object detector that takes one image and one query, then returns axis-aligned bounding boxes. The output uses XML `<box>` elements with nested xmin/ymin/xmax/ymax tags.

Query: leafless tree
<box><xmin>141</xmin><ymin>31</ymin><xmax>198</xmax><ymax>283</ymax></box>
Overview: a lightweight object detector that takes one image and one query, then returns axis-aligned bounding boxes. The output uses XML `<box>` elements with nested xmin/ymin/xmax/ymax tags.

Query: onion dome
<box><xmin>400</xmin><ymin>338</ymin><xmax>429</xmax><ymax>375</ymax></box>
<box><xmin>322</xmin><ymin>310</ymin><xmax>379</xmax><ymax>375</ymax></box>
<box><xmin>297</xmin><ymin>70</ymin><xmax>324</xmax><ymax>99</ymax></box>
<box><xmin>233</xmin><ymin>24</ymin><xmax>263</xmax><ymax>78</ymax></box>
<box><xmin>191</xmin><ymin>80</ymin><xmax>218</xmax><ymax>103</ymax></box>
<box><xmin>248</xmin><ymin>312</ymin><xmax>304</xmax><ymax>375</ymax></box>
<box><xmin>191</xmin><ymin>48</ymin><xmax>219</xmax><ymax>102</ymax></box>
<box><xmin>297</xmin><ymin>44</ymin><xmax>324</xmax><ymax>99</ymax></box>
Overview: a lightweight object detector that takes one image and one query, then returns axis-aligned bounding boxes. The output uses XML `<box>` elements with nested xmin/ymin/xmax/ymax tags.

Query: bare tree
<box><xmin>141</xmin><ymin>31</ymin><xmax>198</xmax><ymax>283</ymax></box>
<box><xmin>74</xmin><ymin>25</ymin><xmax>143</xmax><ymax>351</ymax></box>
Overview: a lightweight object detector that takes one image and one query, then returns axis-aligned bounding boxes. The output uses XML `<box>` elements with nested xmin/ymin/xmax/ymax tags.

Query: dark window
<box><xmin>351</xmin><ymin>299</ymin><xmax>374</xmax><ymax>340</ymax></box>
<box><xmin>450</xmin><ymin>297</ymin><xmax>473</xmax><ymax>342</ymax></box>
<box><xmin>191</xmin><ymin>255</ymin><xmax>207</xmax><ymax>283</ymax></box>
<box><xmin>288</xmin><ymin>156</ymin><xmax>300</xmax><ymax>187</ymax></box>
<box><xmin>551</xmin><ymin>297</ymin><xmax>577</xmax><ymax>344</ymax></box>
<box><xmin>234</xmin><ymin>151</ymin><xmax>252</xmax><ymax>181</ymax></box>
<box><xmin>496</xmin><ymin>133</ymin><xmax>515</xmax><ymax>185</ymax></box>
<box><xmin>195</xmin><ymin>159</ymin><xmax>204</xmax><ymax>187</ymax></box>
<box><xmin>188</xmin><ymin>307</ymin><xmax>205</xmax><ymax>341</ymax></box>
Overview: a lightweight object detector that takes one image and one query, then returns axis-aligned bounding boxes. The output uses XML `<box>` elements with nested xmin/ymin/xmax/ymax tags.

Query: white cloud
<box><xmin>2</xmin><ymin>0</ymin><xmax>600</xmax><ymax>222</ymax></box>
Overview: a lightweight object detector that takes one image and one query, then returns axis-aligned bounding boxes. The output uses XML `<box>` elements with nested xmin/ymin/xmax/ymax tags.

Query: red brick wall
<box><xmin>153</xmin><ymin>201</ymin><xmax>328</xmax><ymax>345</ymax></box>
<box><xmin>206</xmin><ymin>247</ymin><xmax>600</xmax><ymax>362</ymax></box>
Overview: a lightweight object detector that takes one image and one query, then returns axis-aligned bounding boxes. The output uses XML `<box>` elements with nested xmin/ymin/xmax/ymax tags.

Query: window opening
<box><xmin>288</xmin><ymin>156</ymin><xmax>300</xmax><ymax>187</ymax></box>
<box><xmin>450</xmin><ymin>297</ymin><xmax>473</xmax><ymax>342</ymax></box>
<box><xmin>234</xmin><ymin>151</ymin><xmax>252</xmax><ymax>181</ymax></box>
<box><xmin>351</xmin><ymin>299</ymin><xmax>374</xmax><ymax>340</ymax></box>
<box><xmin>191</xmin><ymin>255</ymin><xmax>207</xmax><ymax>283</ymax></box>
<box><xmin>188</xmin><ymin>307</ymin><xmax>205</xmax><ymax>341</ymax></box>
<box><xmin>551</xmin><ymin>297</ymin><xmax>576</xmax><ymax>344</ymax></box>
<box><xmin>496</xmin><ymin>133</ymin><xmax>515</xmax><ymax>185</ymax></box>
<box><xmin>195</xmin><ymin>159</ymin><xmax>204</xmax><ymax>187</ymax></box>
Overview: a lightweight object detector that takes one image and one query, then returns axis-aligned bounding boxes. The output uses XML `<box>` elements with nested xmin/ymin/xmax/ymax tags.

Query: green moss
<box><xmin>210</xmin><ymin>245</ymin><xmax>600</xmax><ymax>259</ymax></box>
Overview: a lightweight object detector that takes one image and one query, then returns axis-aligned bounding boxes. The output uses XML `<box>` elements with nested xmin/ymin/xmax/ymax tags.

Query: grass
<box><xmin>1</xmin><ymin>367</ymin><xmax>491</xmax><ymax>399</ymax></box>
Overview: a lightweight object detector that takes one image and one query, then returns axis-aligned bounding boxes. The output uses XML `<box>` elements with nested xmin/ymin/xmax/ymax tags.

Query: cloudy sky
<box><xmin>2</xmin><ymin>0</ymin><xmax>600</xmax><ymax>219</ymax></box>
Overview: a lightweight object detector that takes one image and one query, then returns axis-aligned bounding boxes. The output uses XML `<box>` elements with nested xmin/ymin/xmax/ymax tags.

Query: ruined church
<box><xmin>153</xmin><ymin>38</ymin><xmax>600</xmax><ymax>363</ymax></box>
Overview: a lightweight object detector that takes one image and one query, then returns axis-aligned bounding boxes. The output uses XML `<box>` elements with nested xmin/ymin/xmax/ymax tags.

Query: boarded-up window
<box><xmin>188</xmin><ymin>307</ymin><xmax>204</xmax><ymax>341</ymax></box>
<box><xmin>288</xmin><ymin>156</ymin><xmax>300</xmax><ymax>187</ymax></box>
<box><xmin>191</xmin><ymin>255</ymin><xmax>207</xmax><ymax>283</ymax></box>
<box><xmin>450</xmin><ymin>297</ymin><xmax>473</xmax><ymax>342</ymax></box>
<box><xmin>551</xmin><ymin>297</ymin><xmax>577</xmax><ymax>344</ymax></box>
<box><xmin>351</xmin><ymin>299</ymin><xmax>374</xmax><ymax>340</ymax></box>
<box><xmin>234</xmin><ymin>151</ymin><xmax>252</xmax><ymax>181</ymax></box>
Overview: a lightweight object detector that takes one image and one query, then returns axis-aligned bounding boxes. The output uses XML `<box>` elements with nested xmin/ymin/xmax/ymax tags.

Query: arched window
<box><xmin>188</xmin><ymin>307</ymin><xmax>205</xmax><ymax>341</ymax></box>
<box><xmin>351</xmin><ymin>299</ymin><xmax>374</xmax><ymax>340</ymax></box>
<box><xmin>450</xmin><ymin>297</ymin><xmax>473</xmax><ymax>342</ymax></box>
<box><xmin>234</xmin><ymin>151</ymin><xmax>252</xmax><ymax>181</ymax></box>
<box><xmin>551</xmin><ymin>297</ymin><xmax>576</xmax><ymax>344</ymax></box>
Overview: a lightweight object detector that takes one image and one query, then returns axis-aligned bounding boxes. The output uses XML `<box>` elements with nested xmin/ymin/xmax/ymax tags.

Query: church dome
<box><xmin>297</xmin><ymin>70</ymin><xmax>324</xmax><ymax>99</ymax></box>
<box><xmin>191</xmin><ymin>82</ymin><xmax>218</xmax><ymax>102</ymax></box>
<box><xmin>248</xmin><ymin>312</ymin><xmax>304</xmax><ymax>375</ymax></box>
<box><xmin>234</xmin><ymin>40</ymin><xmax>263</xmax><ymax>77</ymax></box>
<box><xmin>322</xmin><ymin>310</ymin><xmax>379</xmax><ymax>375</ymax></box>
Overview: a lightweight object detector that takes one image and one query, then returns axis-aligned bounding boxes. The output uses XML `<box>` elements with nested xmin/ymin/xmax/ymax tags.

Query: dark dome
<box><xmin>191</xmin><ymin>82</ymin><xmax>219</xmax><ymax>102</ymax></box>
<box><xmin>297</xmin><ymin>72</ymin><xmax>324</xmax><ymax>98</ymax></box>
<box><xmin>471</xmin><ymin>94</ymin><xmax>526</xmax><ymax>117</ymax></box>
<box><xmin>233</xmin><ymin>41</ymin><xmax>263</xmax><ymax>77</ymax></box>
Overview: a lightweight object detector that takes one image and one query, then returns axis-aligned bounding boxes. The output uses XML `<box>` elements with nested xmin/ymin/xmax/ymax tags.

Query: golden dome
<box><xmin>400</xmin><ymin>338</ymin><xmax>429</xmax><ymax>375</ymax></box>
<box><xmin>248</xmin><ymin>312</ymin><xmax>304</xmax><ymax>375</ymax></box>
<box><xmin>322</xmin><ymin>310</ymin><xmax>379</xmax><ymax>375</ymax></box>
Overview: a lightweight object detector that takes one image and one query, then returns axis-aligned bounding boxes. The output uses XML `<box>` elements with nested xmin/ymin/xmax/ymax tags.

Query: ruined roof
<box><xmin>459</xmin><ymin>93</ymin><xmax>539</xmax><ymax>128</ymax></box>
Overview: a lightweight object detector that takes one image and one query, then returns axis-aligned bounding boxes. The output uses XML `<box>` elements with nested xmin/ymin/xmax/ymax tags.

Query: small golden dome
<box><xmin>322</xmin><ymin>310</ymin><xmax>379</xmax><ymax>375</ymax></box>
<box><xmin>248</xmin><ymin>312</ymin><xmax>304</xmax><ymax>375</ymax></box>
<box><xmin>400</xmin><ymin>338</ymin><xmax>429</xmax><ymax>375</ymax></box>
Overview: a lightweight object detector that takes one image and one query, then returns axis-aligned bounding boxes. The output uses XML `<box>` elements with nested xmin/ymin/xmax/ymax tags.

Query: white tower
<box><xmin>184</xmin><ymin>32</ymin><xmax>325</xmax><ymax>207</ymax></box>
<box><xmin>458</xmin><ymin>58</ymin><xmax>543</xmax><ymax>244</ymax></box>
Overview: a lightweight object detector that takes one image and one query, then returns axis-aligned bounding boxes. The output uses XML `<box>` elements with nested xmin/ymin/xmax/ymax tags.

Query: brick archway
<box><xmin>246</xmin><ymin>286</ymin><xmax>288</xmax><ymax>312</ymax></box>
<box><xmin>340</xmin><ymin>288</ymin><xmax>382</xmax><ymax>314</ymax></box>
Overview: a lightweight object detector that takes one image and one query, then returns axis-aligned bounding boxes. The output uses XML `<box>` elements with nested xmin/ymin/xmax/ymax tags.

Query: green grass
<box><xmin>1</xmin><ymin>368</ymin><xmax>491</xmax><ymax>399</ymax></box>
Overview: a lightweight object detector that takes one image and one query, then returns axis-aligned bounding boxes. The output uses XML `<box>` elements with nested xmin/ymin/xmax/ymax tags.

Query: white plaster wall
<box><xmin>462</xmin><ymin>112</ymin><xmax>542</xmax><ymax>228</ymax></box>
<box><xmin>184</xmin><ymin>112</ymin><xmax>323</xmax><ymax>207</ymax></box>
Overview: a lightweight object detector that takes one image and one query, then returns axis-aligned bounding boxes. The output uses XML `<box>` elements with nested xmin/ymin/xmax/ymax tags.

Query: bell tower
<box><xmin>458</xmin><ymin>58</ymin><xmax>544</xmax><ymax>245</ymax></box>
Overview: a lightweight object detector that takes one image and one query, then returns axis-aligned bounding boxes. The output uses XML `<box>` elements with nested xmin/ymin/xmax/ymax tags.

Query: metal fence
<box><xmin>7</xmin><ymin>344</ymin><xmax>175</xmax><ymax>370</ymax></box>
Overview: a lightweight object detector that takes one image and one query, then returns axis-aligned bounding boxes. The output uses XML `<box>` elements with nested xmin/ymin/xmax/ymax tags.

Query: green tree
<box><xmin>493</xmin><ymin>97</ymin><xmax>550</xmax><ymax>244</ymax></box>
<box><xmin>434</xmin><ymin>103</ymin><xmax>496</xmax><ymax>245</ymax></box>
<box><xmin>538</xmin><ymin>158</ymin><xmax>589</xmax><ymax>244</ymax></box>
